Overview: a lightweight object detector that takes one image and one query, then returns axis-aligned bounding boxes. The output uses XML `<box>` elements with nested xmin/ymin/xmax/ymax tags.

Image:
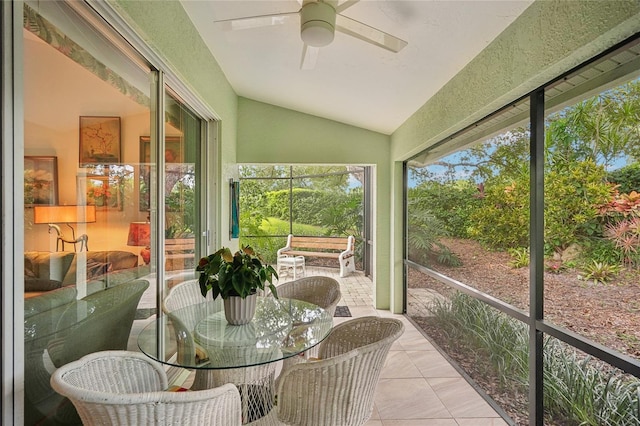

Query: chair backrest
<box><xmin>51</xmin><ymin>350</ymin><xmax>242</xmax><ymax>426</ymax></box>
<box><xmin>163</xmin><ymin>279</ymin><xmax>212</xmax><ymax>313</ymax></box>
<box><xmin>274</xmin><ymin>276</ymin><xmax>342</xmax><ymax>317</ymax></box>
<box><xmin>49</xmin><ymin>280</ymin><xmax>150</xmax><ymax>367</ymax></box>
<box><xmin>276</xmin><ymin>316</ymin><xmax>404</xmax><ymax>426</ymax></box>
<box><xmin>162</xmin><ymin>280</ymin><xmax>222</xmax><ymax>365</ymax></box>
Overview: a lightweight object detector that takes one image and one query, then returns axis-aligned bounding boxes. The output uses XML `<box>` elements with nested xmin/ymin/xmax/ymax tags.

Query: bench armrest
<box><xmin>277</xmin><ymin>234</ymin><xmax>294</xmax><ymax>258</ymax></box>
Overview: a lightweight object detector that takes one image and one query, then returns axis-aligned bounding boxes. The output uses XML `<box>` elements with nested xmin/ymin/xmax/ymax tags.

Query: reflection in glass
<box><xmin>23</xmin><ymin>3</ymin><xmax>152</xmax><ymax>424</ymax></box>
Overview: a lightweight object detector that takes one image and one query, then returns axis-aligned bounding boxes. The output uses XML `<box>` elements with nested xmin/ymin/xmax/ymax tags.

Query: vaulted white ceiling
<box><xmin>181</xmin><ymin>0</ymin><xmax>534</xmax><ymax>134</ymax></box>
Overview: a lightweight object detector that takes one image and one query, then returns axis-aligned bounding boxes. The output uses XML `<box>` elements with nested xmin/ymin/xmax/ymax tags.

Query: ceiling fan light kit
<box><xmin>300</xmin><ymin>2</ymin><xmax>336</xmax><ymax>47</ymax></box>
<box><xmin>214</xmin><ymin>0</ymin><xmax>407</xmax><ymax>69</ymax></box>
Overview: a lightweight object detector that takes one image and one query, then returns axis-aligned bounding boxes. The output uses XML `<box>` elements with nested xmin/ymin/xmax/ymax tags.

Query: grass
<box><xmin>258</xmin><ymin>217</ymin><xmax>327</xmax><ymax>236</ymax></box>
<box><xmin>427</xmin><ymin>292</ymin><xmax>640</xmax><ymax>425</ymax></box>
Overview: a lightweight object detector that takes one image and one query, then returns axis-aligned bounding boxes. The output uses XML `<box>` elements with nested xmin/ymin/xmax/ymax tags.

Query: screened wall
<box><xmin>239</xmin><ymin>165</ymin><xmax>369</xmax><ymax>272</ymax></box>
<box><xmin>405</xmin><ymin>36</ymin><xmax>640</xmax><ymax>424</ymax></box>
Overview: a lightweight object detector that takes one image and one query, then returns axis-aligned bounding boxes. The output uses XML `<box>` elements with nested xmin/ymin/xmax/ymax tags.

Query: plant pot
<box><xmin>223</xmin><ymin>292</ymin><xmax>257</xmax><ymax>325</ymax></box>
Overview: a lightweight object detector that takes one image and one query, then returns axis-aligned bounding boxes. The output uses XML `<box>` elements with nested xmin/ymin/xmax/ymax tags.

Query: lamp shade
<box><xmin>34</xmin><ymin>205</ymin><xmax>96</xmax><ymax>224</ymax></box>
<box><xmin>127</xmin><ymin>222</ymin><xmax>151</xmax><ymax>247</ymax></box>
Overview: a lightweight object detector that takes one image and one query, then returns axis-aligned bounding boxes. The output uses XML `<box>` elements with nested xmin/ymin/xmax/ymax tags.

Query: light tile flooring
<box><xmin>130</xmin><ymin>265</ymin><xmax>508</xmax><ymax>426</ymax></box>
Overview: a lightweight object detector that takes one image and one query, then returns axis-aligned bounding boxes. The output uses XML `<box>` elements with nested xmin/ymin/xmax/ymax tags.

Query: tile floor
<box><xmin>130</xmin><ymin>265</ymin><xmax>509</xmax><ymax>426</ymax></box>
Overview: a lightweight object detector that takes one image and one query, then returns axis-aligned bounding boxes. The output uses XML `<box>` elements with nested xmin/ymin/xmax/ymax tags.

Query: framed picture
<box><xmin>83</xmin><ymin>175</ymin><xmax>120</xmax><ymax>209</ymax></box>
<box><xmin>230</xmin><ymin>180</ymin><xmax>240</xmax><ymax>239</ymax></box>
<box><xmin>79</xmin><ymin>116</ymin><xmax>121</xmax><ymax>165</ymax></box>
<box><xmin>139</xmin><ymin>136</ymin><xmax>183</xmax><ymax>211</ymax></box>
<box><xmin>24</xmin><ymin>156</ymin><xmax>58</xmax><ymax>205</ymax></box>
<box><xmin>139</xmin><ymin>135</ymin><xmax>183</xmax><ymax>164</ymax></box>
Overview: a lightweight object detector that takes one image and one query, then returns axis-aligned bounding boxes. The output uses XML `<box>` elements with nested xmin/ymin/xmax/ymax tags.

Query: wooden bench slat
<box><xmin>278</xmin><ymin>234</ymin><xmax>356</xmax><ymax>277</ymax></box>
<box><xmin>285</xmin><ymin>250</ymin><xmax>340</xmax><ymax>259</ymax></box>
<box><xmin>290</xmin><ymin>242</ymin><xmax>348</xmax><ymax>250</ymax></box>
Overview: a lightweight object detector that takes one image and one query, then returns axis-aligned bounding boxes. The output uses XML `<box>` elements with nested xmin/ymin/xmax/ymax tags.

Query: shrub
<box><xmin>580</xmin><ymin>238</ymin><xmax>622</xmax><ymax>266</ymax></box>
<box><xmin>468</xmin><ymin>176</ymin><xmax>530</xmax><ymax>249</ymax></box>
<box><xmin>607</xmin><ymin>163</ymin><xmax>640</xmax><ymax>194</ymax></box>
<box><xmin>508</xmin><ymin>247</ymin><xmax>530</xmax><ymax>268</ymax></box>
<box><xmin>408</xmin><ymin>181</ymin><xmax>481</xmax><ymax>238</ymax></box>
<box><xmin>599</xmin><ymin>189</ymin><xmax>640</xmax><ymax>268</ymax></box>
<box><xmin>582</xmin><ymin>260</ymin><xmax>621</xmax><ymax>284</ymax></box>
<box><xmin>407</xmin><ymin>204</ymin><xmax>461</xmax><ymax>267</ymax></box>
<box><xmin>427</xmin><ymin>292</ymin><xmax>640</xmax><ymax>425</ymax></box>
<box><xmin>544</xmin><ymin>160</ymin><xmax>611</xmax><ymax>252</ymax></box>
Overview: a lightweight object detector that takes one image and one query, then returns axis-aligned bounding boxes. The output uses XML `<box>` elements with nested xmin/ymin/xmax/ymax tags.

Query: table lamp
<box><xmin>33</xmin><ymin>205</ymin><xmax>97</xmax><ymax>252</ymax></box>
<box><xmin>127</xmin><ymin>222</ymin><xmax>151</xmax><ymax>264</ymax></box>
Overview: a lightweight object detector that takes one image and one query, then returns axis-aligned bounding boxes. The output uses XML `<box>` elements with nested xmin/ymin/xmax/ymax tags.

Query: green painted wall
<box><xmin>237</xmin><ymin>97</ymin><xmax>389</xmax><ymax>164</ymax></box>
<box><xmin>111</xmin><ymin>0</ymin><xmax>238</xmax><ymax>249</ymax></box>
<box><xmin>237</xmin><ymin>97</ymin><xmax>393</xmax><ymax>308</ymax></box>
<box><xmin>389</xmin><ymin>0</ymin><xmax>640</xmax><ymax>313</ymax></box>
<box><xmin>111</xmin><ymin>0</ymin><xmax>640</xmax><ymax>314</ymax></box>
<box><xmin>392</xmin><ymin>0</ymin><xmax>640</xmax><ymax>160</ymax></box>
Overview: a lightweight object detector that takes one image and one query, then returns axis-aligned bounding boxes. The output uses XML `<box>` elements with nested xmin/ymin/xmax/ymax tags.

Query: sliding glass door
<box><xmin>21</xmin><ymin>3</ymin><xmax>207</xmax><ymax>424</ymax></box>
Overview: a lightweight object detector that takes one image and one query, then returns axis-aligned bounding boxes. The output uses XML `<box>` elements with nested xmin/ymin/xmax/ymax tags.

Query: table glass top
<box><xmin>137</xmin><ymin>296</ymin><xmax>333</xmax><ymax>369</ymax></box>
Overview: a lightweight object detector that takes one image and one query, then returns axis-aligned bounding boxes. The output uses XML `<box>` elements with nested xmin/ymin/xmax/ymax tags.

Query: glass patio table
<box><xmin>137</xmin><ymin>296</ymin><xmax>333</xmax><ymax>424</ymax></box>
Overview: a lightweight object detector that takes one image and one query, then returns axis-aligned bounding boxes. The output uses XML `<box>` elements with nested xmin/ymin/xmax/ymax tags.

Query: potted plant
<box><xmin>196</xmin><ymin>245</ymin><xmax>278</xmax><ymax>325</ymax></box>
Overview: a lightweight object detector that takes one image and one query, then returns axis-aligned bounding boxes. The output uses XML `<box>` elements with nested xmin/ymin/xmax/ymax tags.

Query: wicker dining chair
<box><xmin>164</xmin><ymin>280</ymin><xmax>281</xmax><ymax>422</ymax></box>
<box><xmin>50</xmin><ymin>350</ymin><xmax>242</xmax><ymax>426</ymax></box>
<box><xmin>273</xmin><ymin>276</ymin><xmax>342</xmax><ymax>371</ymax></box>
<box><xmin>274</xmin><ymin>276</ymin><xmax>342</xmax><ymax>318</ymax></box>
<box><xmin>276</xmin><ymin>316</ymin><xmax>404</xmax><ymax>426</ymax></box>
<box><xmin>162</xmin><ymin>279</ymin><xmax>222</xmax><ymax>389</ymax></box>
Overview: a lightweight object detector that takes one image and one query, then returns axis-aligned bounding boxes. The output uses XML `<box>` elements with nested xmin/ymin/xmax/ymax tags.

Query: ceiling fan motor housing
<box><xmin>300</xmin><ymin>1</ymin><xmax>336</xmax><ymax>47</ymax></box>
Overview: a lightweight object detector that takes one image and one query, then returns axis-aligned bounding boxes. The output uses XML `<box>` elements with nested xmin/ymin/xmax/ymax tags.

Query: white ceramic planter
<box><xmin>223</xmin><ymin>292</ymin><xmax>257</xmax><ymax>325</ymax></box>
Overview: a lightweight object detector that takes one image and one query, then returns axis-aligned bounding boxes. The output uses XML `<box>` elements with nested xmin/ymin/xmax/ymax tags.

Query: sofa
<box><xmin>24</xmin><ymin>250</ymin><xmax>149</xmax><ymax>298</ymax></box>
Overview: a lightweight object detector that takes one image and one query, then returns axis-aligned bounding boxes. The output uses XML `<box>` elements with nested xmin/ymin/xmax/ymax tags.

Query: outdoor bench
<box><xmin>165</xmin><ymin>238</ymin><xmax>196</xmax><ymax>271</ymax></box>
<box><xmin>277</xmin><ymin>235</ymin><xmax>356</xmax><ymax>277</ymax></box>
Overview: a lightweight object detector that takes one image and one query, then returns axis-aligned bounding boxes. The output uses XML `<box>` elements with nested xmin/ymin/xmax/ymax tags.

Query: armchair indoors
<box><xmin>276</xmin><ymin>316</ymin><xmax>404</xmax><ymax>426</ymax></box>
<box><xmin>50</xmin><ymin>350</ymin><xmax>242</xmax><ymax>426</ymax></box>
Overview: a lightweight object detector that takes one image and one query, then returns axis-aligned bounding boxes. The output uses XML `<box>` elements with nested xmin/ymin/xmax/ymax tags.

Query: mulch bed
<box><xmin>408</xmin><ymin>237</ymin><xmax>640</xmax><ymax>425</ymax></box>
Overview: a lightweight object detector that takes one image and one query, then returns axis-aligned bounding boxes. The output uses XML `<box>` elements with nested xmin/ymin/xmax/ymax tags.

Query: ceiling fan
<box><xmin>214</xmin><ymin>0</ymin><xmax>408</xmax><ymax>70</ymax></box>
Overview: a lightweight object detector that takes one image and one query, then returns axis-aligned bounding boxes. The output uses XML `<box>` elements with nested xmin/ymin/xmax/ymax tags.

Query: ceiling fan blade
<box><xmin>336</xmin><ymin>14</ymin><xmax>407</xmax><ymax>53</ymax></box>
<box><xmin>336</xmin><ymin>0</ymin><xmax>360</xmax><ymax>14</ymax></box>
<box><xmin>300</xmin><ymin>44</ymin><xmax>319</xmax><ymax>70</ymax></box>
<box><xmin>215</xmin><ymin>11</ymin><xmax>298</xmax><ymax>31</ymax></box>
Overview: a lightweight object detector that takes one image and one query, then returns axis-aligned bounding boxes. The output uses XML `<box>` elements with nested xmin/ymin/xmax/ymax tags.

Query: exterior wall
<box><xmin>111</xmin><ymin>0</ymin><xmax>238</xmax><ymax>249</ymax></box>
<box><xmin>237</xmin><ymin>97</ymin><xmax>393</xmax><ymax>309</ymax></box>
<box><xmin>392</xmin><ymin>0</ymin><xmax>640</xmax><ymax>160</ymax></box>
<box><xmin>389</xmin><ymin>0</ymin><xmax>640</xmax><ymax>313</ymax></box>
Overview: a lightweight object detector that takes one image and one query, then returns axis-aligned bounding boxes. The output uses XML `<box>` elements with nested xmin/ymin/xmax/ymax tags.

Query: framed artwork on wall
<box><xmin>83</xmin><ymin>175</ymin><xmax>120</xmax><ymax>209</ymax></box>
<box><xmin>79</xmin><ymin>116</ymin><xmax>121</xmax><ymax>165</ymax></box>
<box><xmin>24</xmin><ymin>156</ymin><xmax>59</xmax><ymax>205</ymax></box>
<box><xmin>139</xmin><ymin>136</ymin><xmax>183</xmax><ymax>211</ymax></box>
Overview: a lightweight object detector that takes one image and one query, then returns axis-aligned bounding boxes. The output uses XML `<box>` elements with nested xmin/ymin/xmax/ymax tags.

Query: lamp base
<box><xmin>140</xmin><ymin>247</ymin><xmax>151</xmax><ymax>265</ymax></box>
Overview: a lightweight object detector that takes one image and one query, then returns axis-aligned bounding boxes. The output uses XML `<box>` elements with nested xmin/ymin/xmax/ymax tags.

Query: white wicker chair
<box><xmin>274</xmin><ymin>276</ymin><xmax>342</xmax><ymax>318</ymax></box>
<box><xmin>50</xmin><ymin>350</ymin><xmax>242</xmax><ymax>426</ymax></box>
<box><xmin>276</xmin><ymin>316</ymin><xmax>404</xmax><ymax>426</ymax></box>
<box><xmin>163</xmin><ymin>280</ymin><xmax>278</xmax><ymax>423</ymax></box>
<box><xmin>162</xmin><ymin>279</ymin><xmax>221</xmax><ymax>389</ymax></box>
<box><xmin>273</xmin><ymin>276</ymin><xmax>342</xmax><ymax>371</ymax></box>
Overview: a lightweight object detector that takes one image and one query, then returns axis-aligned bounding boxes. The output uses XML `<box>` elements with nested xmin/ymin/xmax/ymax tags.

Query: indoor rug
<box><xmin>334</xmin><ymin>306</ymin><xmax>352</xmax><ymax>317</ymax></box>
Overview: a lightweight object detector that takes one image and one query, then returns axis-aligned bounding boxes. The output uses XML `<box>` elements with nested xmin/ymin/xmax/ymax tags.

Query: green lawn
<box><xmin>241</xmin><ymin>218</ymin><xmax>328</xmax><ymax>262</ymax></box>
<box><xmin>259</xmin><ymin>217</ymin><xmax>327</xmax><ymax>235</ymax></box>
